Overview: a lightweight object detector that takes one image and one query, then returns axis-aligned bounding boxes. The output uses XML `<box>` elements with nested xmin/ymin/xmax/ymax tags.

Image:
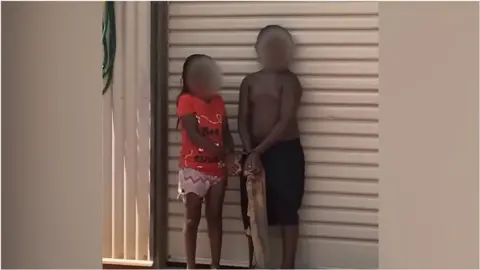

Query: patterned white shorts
<box><xmin>177</xmin><ymin>168</ymin><xmax>223</xmax><ymax>202</ymax></box>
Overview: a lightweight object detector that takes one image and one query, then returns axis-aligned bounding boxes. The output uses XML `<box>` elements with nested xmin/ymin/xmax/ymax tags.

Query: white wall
<box><xmin>379</xmin><ymin>2</ymin><xmax>479</xmax><ymax>268</ymax></box>
<box><xmin>2</xmin><ymin>2</ymin><xmax>103</xmax><ymax>268</ymax></box>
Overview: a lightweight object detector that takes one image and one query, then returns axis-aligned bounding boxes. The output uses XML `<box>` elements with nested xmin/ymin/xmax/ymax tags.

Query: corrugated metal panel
<box><xmin>167</xmin><ymin>2</ymin><xmax>378</xmax><ymax>268</ymax></box>
<box><xmin>102</xmin><ymin>2</ymin><xmax>152</xmax><ymax>266</ymax></box>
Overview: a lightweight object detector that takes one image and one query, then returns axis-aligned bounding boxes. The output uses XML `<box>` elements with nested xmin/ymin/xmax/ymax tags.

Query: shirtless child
<box><xmin>238</xmin><ymin>25</ymin><xmax>305</xmax><ymax>269</ymax></box>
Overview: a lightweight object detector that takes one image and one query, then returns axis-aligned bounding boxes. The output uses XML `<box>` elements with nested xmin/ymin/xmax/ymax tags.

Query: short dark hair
<box><xmin>255</xmin><ymin>24</ymin><xmax>294</xmax><ymax>49</ymax></box>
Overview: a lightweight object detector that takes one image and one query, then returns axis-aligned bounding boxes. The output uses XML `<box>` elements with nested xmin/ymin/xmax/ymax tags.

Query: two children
<box><xmin>176</xmin><ymin>25</ymin><xmax>305</xmax><ymax>269</ymax></box>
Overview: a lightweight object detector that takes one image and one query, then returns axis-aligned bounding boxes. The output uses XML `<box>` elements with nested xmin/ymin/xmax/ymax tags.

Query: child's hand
<box><xmin>244</xmin><ymin>152</ymin><xmax>262</xmax><ymax>176</ymax></box>
<box><xmin>226</xmin><ymin>152</ymin><xmax>241</xmax><ymax>176</ymax></box>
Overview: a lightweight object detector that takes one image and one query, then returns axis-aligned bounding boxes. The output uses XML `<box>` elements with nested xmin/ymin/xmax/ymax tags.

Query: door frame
<box><xmin>150</xmin><ymin>2</ymin><xmax>169</xmax><ymax>268</ymax></box>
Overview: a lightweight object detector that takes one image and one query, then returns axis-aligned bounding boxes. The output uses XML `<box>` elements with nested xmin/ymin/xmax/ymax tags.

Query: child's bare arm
<box><xmin>181</xmin><ymin>115</ymin><xmax>224</xmax><ymax>157</ymax></box>
<box><xmin>238</xmin><ymin>75</ymin><xmax>253</xmax><ymax>152</ymax></box>
<box><xmin>223</xmin><ymin>115</ymin><xmax>235</xmax><ymax>154</ymax></box>
<box><xmin>223</xmin><ymin>115</ymin><xmax>241</xmax><ymax>175</ymax></box>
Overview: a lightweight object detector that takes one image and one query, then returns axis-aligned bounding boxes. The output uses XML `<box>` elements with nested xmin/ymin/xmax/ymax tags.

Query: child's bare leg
<box><xmin>246</xmin><ymin>235</ymin><xmax>254</xmax><ymax>268</ymax></box>
<box><xmin>184</xmin><ymin>193</ymin><xmax>203</xmax><ymax>269</ymax></box>
<box><xmin>205</xmin><ymin>180</ymin><xmax>226</xmax><ymax>269</ymax></box>
<box><xmin>281</xmin><ymin>225</ymin><xmax>299</xmax><ymax>269</ymax></box>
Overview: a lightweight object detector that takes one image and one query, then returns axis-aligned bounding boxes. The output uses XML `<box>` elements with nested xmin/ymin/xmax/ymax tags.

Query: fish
<box><xmin>245</xmin><ymin>168</ymin><xmax>270</xmax><ymax>269</ymax></box>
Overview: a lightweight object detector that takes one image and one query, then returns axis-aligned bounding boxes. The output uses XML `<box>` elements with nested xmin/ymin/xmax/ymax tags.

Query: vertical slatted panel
<box><xmin>134</xmin><ymin>2</ymin><xmax>152</xmax><ymax>262</ymax></box>
<box><xmin>167</xmin><ymin>2</ymin><xmax>379</xmax><ymax>269</ymax></box>
<box><xmin>124</xmin><ymin>2</ymin><xmax>138</xmax><ymax>260</ymax></box>
<box><xmin>112</xmin><ymin>2</ymin><xmax>126</xmax><ymax>260</ymax></box>
<box><xmin>102</xmin><ymin>48</ymin><xmax>114</xmax><ymax>260</ymax></box>
<box><xmin>102</xmin><ymin>2</ymin><xmax>152</xmax><ymax>266</ymax></box>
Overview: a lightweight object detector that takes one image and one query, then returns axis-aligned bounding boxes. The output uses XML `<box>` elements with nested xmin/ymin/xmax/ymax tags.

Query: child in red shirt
<box><xmin>176</xmin><ymin>54</ymin><xmax>238</xmax><ymax>269</ymax></box>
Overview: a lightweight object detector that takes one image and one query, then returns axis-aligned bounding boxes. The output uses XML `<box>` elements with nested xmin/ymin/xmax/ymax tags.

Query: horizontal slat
<box><xmin>168</xmin><ymin>103</ymin><xmax>378</xmax><ymax>121</ymax></box>
<box><xmin>304</xmin><ymin>178</ymin><xmax>378</xmax><ymax>195</ymax></box>
<box><xmin>168</xmin><ymin>117</ymin><xmax>378</xmax><ymax>136</ymax></box>
<box><xmin>168</xmin><ymin>131</ymin><xmax>378</xmax><ymax>150</ymax></box>
<box><xmin>168</xmin><ymin>215</ymin><xmax>377</xmax><ymax>240</ymax></box>
<box><xmin>169</xmin><ymin>75</ymin><xmax>378</xmax><ymax>90</ymax></box>
<box><xmin>300</xmin><ymin>134</ymin><xmax>378</xmax><ymax>149</ymax></box>
<box><xmin>169</xmin><ymin>201</ymin><xmax>378</xmax><ymax>225</ymax></box>
<box><xmin>170</xmin><ymin>16</ymin><xmax>378</xmax><ymax>30</ymax></box>
<box><xmin>298</xmin><ymin>119</ymin><xmax>378</xmax><ymax>135</ymax></box>
<box><xmin>168</xmin><ymin>145</ymin><xmax>377</xmax><ymax>165</ymax></box>
<box><xmin>303</xmin><ymin>149</ymin><xmax>377</xmax><ymax>165</ymax></box>
<box><xmin>169</xmin><ymin>2</ymin><xmax>378</xmax><ymax>16</ymax></box>
<box><xmin>168</xmin><ymin>186</ymin><xmax>377</xmax><ymax>210</ymax></box>
<box><xmin>167</xmin><ymin>173</ymin><xmax>378</xmax><ymax>195</ymax></box>
<box><xmin>169</xmin><ymin>60</ymin><xmax>378</xmax><ymax>76</ymax></box>
<box><xmin>169</xmin><ymin>46</ymin><xmax>378</xmax><ymax>60</ymax></box>
<box><xmin>170</xmin><ymin>89</ymin><xmax>379</xmax><ymax>105</ymax></box>
<box><xmin>169</xmin><ymin>31</ymin><xmax>378</xmax><ymax>45</ymax></box>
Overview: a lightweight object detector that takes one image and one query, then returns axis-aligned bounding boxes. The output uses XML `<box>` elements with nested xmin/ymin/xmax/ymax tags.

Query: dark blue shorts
<box><xmin>240</xmin><ymin>138</ymin><xmax>305</xmax><ymax>228</ymax></box>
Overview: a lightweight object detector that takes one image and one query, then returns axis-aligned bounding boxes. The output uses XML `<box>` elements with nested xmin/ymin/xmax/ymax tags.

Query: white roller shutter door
<box><xmin>167</xmin><ymin>2</ymin><xmax>379</xmax><ymax>268</ymax></box>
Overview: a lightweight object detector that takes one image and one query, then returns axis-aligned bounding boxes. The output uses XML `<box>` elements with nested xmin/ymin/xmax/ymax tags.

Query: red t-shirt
<box><xmin>177</xmin><ymin>94</ymin><xmax>226</xmax><ymax>177</ymax></box>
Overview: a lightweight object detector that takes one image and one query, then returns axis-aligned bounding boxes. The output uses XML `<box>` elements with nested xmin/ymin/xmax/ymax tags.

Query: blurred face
<box><xmin>186</xmin><ymin>57</ymin><xmax>222</xmax><ymax>97</ymax></box>
<box><xmin>256</xmin><ymin>29</ymin><xmax>294</xmax><ymax>70</ymax></box>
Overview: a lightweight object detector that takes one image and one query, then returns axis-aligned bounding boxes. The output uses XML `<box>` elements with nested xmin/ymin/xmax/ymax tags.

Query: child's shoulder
<box><xmin>280</xmin><ymin>70</ymin><xmax>302</xmax><ymax>86</ymax></box>
<box><xmin>241</xmin><ymin>71</ymin><xmax>261</xmax><ymax>86</ymax></box>
<box><xmin>212</xmin><ymin>94</ymin><xmax>226</xmax><ymax>105</ymax></box>
<box><xmin>178</xmin><ymin>93</ymin><xmax>196</xmax><ymax>104</ymax></box>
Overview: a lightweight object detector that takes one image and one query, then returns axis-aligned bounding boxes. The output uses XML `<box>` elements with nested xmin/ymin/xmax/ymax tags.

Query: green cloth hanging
<box><xmin>102</xmin><ymin>1</ymin><xmax>116</xmax><ymax>94</ymax></box>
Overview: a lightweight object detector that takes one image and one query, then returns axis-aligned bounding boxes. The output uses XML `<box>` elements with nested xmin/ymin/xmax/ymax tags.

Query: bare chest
<box><xmin>249</xmin><ymin>74</ymin><xmax>283</xmax><ymax>104</ymax></box>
